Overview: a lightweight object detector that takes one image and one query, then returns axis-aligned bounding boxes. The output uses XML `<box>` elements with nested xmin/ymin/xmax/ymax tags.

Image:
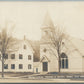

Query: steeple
<box><xmin>41</xmin><ymin>12</ymin><xmax>55</xmax><ymax>43</ymax></box>
<box><xmin>42</xmin><ymin>12</ymin><xmax>54</xmax><ymax>29</ymax></box>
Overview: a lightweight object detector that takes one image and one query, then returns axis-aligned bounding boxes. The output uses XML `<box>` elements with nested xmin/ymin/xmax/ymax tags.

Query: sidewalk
<box><xmin>0</xmin><ymin>73</ymin><xmax>84</xmax><ymax>83</ymax></box>
<box><xmin>0</xmin><ymin>78</ymin><xmax>84</xmax><ymax>83</ymax></box>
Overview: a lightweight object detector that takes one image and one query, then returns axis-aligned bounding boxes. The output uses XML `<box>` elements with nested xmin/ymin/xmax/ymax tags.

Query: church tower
<box><xmin>40</xmin><ymin>13</ymin><xmax>58</xmax><ymax>73</ymax></box>
<box><xmin>40</xmin><ymin>12</ymin><xmax>55</xmax><ymax>43</ymax></box>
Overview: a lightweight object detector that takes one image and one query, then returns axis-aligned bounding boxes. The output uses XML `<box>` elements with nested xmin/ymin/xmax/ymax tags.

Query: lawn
<box><xmin>0</xmin><ymin>72</ymin><xmax>33</xmax><ymax>77</ymax></box>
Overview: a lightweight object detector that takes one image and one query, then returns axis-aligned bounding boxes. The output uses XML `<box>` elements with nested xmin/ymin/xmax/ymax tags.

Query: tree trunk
<box><xmin>2</xmin><ymin>54</ymin><xmax>4</xmax><ymax>78</ymax></box>
<box><xmin>58</xmin><ymin>57</ymin><xmax>60</xmax><ymax>73</ymax></box>
<box><xmin>58</xmin><ymin>49</ymin><xmax>61</xmax><ymax>73</ymax></box>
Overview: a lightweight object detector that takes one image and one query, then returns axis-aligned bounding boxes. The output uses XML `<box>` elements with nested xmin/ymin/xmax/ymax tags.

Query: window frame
<box><xmin>19</xmin><ymin>54</ymin><xmax>23</xmax><ymax>59</ymax></box>
<box><xmin>5</xmin><ymin>54</ymin><xmax>8</xmax><ymax>59</ymax></box>
<box><xmin>4</xmin><ymin>64</ymin><xmax>8</xmax><ymax>69</ymax></box>
<box><xmin>28</xmin><ymin>55</ymin><xmax>31</xmax><ymax>60</ymax></box>
<box><xmin>11</xmin><ymin>54</ymin><xmax>15</xmax><ymax>59</ymax></box>
<box><xmin>19</xmin><ymin>64</ymin><xmax>23</xmax><ymax>69</ymax></box>
<box><xmin>28</xmin><ymin>64</ymin><xmax>32</xmax><ymax>69</ymax></box>
<box><xmin>11</xmin><ymin>64</ymin><xmax>15</xmax><ymax>69</ymax></box>
<box><xmin>60</xmin><ymin>53</ymin><xmax>68</xmax><ymax>69</ymax></box>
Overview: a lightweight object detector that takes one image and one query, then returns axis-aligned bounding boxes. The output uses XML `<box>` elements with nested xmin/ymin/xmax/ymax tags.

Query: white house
<box><xmin>1</xmin><ymin>37</ymin><xmax>34</xmax><ymax>72</ymax></box>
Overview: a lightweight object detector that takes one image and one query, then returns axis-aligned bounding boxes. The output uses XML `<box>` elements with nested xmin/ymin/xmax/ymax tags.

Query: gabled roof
<box><xmin>68</xmin><ymin>37</ymin><xmax>84</xmax><ymax>56</ymax></box>
<box><xmin>63</xmin><ymin>36</ymin><xmax>84</xmax><ymax>56</ymax></box>
<box><xmin>4</xmin><ymin>37</ymin><xmax>40</xmax><ymax>61</ymax></box>
<box><xmin>28</xmin><ymin>40</ymin><xmax>40</xmax><ymax>62</ymax></box>
<box><xmin>40</xmin><ymin>55</ymin><xmax>50</xmax><ymax>62</ymax></box>
<box><xmin>5</xmin><ymin>38</ymin><xmax>20</xmax><ymax>52</ymax></box>
<box><xmin>42</xmin><ymin>12</ymin><xmax>54</xmax><ymax>29</ymax></box>
<box><xmin>7</xmin><ymin>38</ymin><xmax>34</xmax><ymax>53</ymax></box>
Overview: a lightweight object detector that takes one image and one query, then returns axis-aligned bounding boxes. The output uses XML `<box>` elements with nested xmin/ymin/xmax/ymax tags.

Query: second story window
<box><xmin>5</xmin><ymin>54</ymin><xmax>8</xmax><ymax>59</ymax></box>
<box><xmin>24</xmin><ymin>45</ymin><xmax>26</xmax><ymax>49</ymax></box>
<box><xmin>11</xmin><ymin>54</ymin><xmax>15</xmax><ymax>59</ymax></box>
<box><xmin>28</xmin><ymin>55</ymin><xmax>31</xmax><ymax>60</ymax></box>
<box><xmin>19</xmin><ymin>54</ymin><xmax>23</xmax><ymax>59</ymax></box>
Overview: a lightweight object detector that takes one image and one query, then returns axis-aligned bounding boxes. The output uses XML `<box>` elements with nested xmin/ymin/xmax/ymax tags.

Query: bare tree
<box><xmin>49</xmin><ymin>25</ymin><xmax>66</xmax><ymax>72</ymax></box>
<box><xmin>0</xmin><ymin>22</ymin><xmax>15</xmax><ymax>78</ymax></box>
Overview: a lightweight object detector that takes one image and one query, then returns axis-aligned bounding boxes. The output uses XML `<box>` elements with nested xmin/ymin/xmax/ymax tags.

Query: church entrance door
<box><xmin>43</xmin><ymin>62</ymin><xmax>48</xmax><ymax>71</ymax></box>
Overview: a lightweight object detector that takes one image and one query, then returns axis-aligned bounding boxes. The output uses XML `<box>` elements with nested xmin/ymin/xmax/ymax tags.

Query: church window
<box><xmin>62</xmin><ymin>59</ymin><xmax>64</xmax><ymax>68</ymax></box>
<box><xmin>60</xmin><ymin>53</ymin><xmax>68</xmax><ymax>69</ymax></box>
<box><xmin>43</xmin><ymin>31</ymin><xmax>48</xmax><ymax>36</ymax></box>
<box><xmin>66</xmin><ymin>59</ymin><xmax>68</xmax><ymax>68</ymax></box>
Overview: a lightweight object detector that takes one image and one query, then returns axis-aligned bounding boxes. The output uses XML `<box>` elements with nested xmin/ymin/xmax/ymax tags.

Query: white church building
<box><xmin>0</xmin><ymin>13</ymin><xmax>84</xmax><ymax>73</ymax></box>
<box><xmin>34</xmin><ymin>13</ymin><xmax>84</xmax><ymax>73</ymax></box>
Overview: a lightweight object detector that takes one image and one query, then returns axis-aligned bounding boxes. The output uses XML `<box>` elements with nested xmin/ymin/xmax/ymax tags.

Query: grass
<box><xmin>0</xmin><ymin>72</ymin><xmax>84</xmax><ymax>78</ymax></box>
<box><xmin>0</xmin><ymin>72</ymin><xmax>33</xmax><ymax>77</ymax></box>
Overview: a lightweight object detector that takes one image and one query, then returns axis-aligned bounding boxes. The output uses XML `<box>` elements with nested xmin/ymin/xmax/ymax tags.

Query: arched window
<box><xmin>60</xmin><ymin>53</ymin><xmax>68</xmax><ymax>69</ymax></box>
<box><xmin>28</xmin><ymin>64</ymin><xmax>32</xmax><ymax>69</ymax></box>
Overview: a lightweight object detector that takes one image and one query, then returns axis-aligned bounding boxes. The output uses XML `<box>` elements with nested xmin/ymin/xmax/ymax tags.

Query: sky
<box><xmin>0</xmin><ymin>1</ymin><xmax>84</xmax><ymax>40</ymax></box>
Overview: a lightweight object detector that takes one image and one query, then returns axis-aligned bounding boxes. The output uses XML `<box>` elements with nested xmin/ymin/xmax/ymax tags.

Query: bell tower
<box><xmin>40</xmin><ymin>12</ymin><xmax>58</xmax><ymax>73</ymax></box>
<box><xmin>41</xmin><ymin>12</ymin><xmax>55</xmax><ymax>44</ymax></box>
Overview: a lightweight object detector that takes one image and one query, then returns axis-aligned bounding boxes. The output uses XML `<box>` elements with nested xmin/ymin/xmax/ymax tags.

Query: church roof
<box><xmin>69</xmin><ymin>37</ymin><xmax>84</xmax><ymax>56</ymax></box>
<box><xmin>63</xmin><ymin>36</ymin><xmax>84</xmax><ymax>57</ymax></box>
<box><xmin>42</xmin><ymin>12</ymin><xmax>54</xmax><ymax>29</ymax></box>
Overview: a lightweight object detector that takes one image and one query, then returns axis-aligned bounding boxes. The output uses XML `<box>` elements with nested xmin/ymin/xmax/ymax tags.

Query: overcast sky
<box><xmin>0</xmin><ymin>1</ymin><xmax>84</xmax><ymax>40</ymax></box>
